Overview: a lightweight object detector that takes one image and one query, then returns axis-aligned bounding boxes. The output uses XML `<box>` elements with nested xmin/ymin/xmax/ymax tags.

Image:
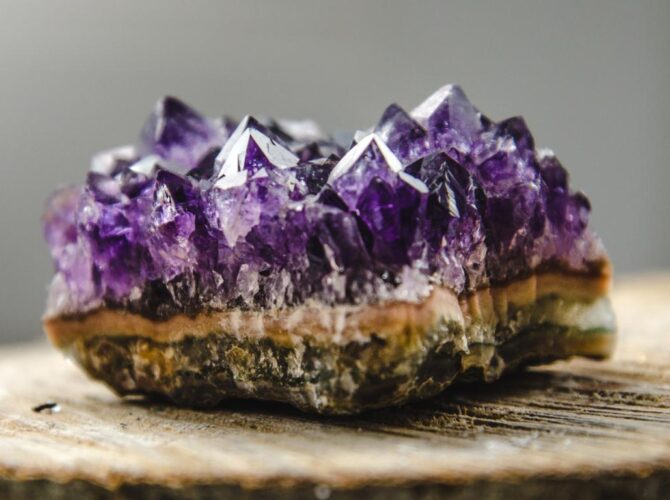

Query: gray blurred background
<box><xmin>1</xmin><ymin>0</ymin><xmax>668</xmax><ymax>343</ymax></box>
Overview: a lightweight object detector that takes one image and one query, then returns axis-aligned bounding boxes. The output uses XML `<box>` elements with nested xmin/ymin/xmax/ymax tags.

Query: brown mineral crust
<box><xmin>43</xmin><ymin>266</ymin><xmax>614</xmax><ymax>414</ymax></box>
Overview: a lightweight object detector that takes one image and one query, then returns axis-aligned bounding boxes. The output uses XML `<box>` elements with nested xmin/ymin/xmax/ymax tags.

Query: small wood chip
<box><xmin>32</xmin><ymin>402</ymin><xmax>61</xmax><ymax>414</ymax></box>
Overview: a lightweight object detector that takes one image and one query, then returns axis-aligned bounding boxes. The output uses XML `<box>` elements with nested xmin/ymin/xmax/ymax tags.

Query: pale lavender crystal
<box><xmin>43</xmin><ymin>85</ymin><xmax>606</xmax><ymax>317</ymax></box>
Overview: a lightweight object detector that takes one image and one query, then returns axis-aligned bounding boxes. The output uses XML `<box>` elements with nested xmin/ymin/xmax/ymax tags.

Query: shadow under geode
<box><xmin>122</xmin><ymin>365</ymin><xmax>631</xmax><ymax>440</ymax></box>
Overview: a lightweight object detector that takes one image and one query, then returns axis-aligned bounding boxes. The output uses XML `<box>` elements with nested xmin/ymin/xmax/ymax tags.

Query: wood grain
<box><xmin>1</xmin><ymin>274</ymin><xmax>669</xmax><ymax>499</ymax></box>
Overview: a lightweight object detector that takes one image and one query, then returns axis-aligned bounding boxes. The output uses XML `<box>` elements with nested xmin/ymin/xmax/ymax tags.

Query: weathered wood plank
<box><xmin>1</xmin><ymin>275</ymin><xmax>669</xmax><ymax>498</ymax></box>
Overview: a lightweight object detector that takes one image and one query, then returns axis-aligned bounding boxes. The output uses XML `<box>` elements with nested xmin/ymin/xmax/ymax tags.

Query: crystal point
<box><xmin>411</xmin><ymin>84</ymin><xmax>488</xmax><ymax>141</ymax></box>
<box><xmin>141</xmin><ymin>97</ymin><xmax>228</xmax><ymax>170</ymax></box>
<box><xmin>375</xmin><ymin>104</ymin><xmax>428</xmax><ymax>162</ymax></box>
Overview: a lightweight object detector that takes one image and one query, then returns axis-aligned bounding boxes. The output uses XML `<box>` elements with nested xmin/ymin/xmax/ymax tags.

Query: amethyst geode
<box><xmin>44</xmin><ymin>85</ymin><xmax>604</xmax><ymax>317</ymax></box>
<box><xmin>43</xmin><ymin>85</ymin><xmax>614</xmax><ymax>414</ymax></box>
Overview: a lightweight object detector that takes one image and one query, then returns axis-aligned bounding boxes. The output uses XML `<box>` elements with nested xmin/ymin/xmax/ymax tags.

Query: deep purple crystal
<box><xmin>43</xmin><ymin>85</ymin><xmax>606</xmax><ymax>317</ymax></box>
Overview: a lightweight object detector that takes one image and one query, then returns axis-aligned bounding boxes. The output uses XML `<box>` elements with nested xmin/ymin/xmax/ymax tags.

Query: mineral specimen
<box><xmin>43</xmin><ymin>85</ymin><xmax>615</xmax><ymax>414</ymax></box>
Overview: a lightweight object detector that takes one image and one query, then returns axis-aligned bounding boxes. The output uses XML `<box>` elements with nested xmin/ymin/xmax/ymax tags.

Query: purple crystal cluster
<box><xmin>43</xmin><ymin>85</ymin><xmax>604</xmax><ymax>318</ymax></box>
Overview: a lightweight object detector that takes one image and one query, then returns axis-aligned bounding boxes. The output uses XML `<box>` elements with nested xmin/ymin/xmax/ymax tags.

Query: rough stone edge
<box><xmin>65</xmin><ymin>294</ymin><xmax>615</xmax><ymax>414</ymax></box>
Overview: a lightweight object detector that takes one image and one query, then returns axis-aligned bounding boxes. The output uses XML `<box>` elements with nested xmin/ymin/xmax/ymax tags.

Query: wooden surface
<box><xmin>1</xmin><ymin>275</ymin><xmax>670</xmax><ymax>499</ymax></box>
